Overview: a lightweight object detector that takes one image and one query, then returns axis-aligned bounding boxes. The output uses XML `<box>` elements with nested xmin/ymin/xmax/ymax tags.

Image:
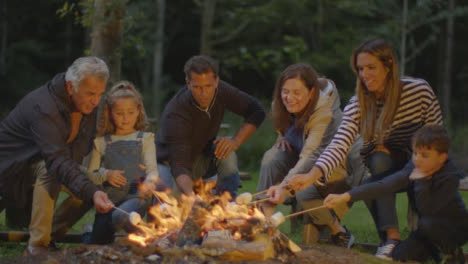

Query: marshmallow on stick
<box><xmin>129</xmin><ymin>212</ymin><xmax>142</xmax><ymax>226</ymax></box>
<box><xmin>160</xmin><ymin>203</ymin><xmax>171</xmax><ymax>216</ymax></box>
<box><xmin>270</xmin><ymin>211</ymin><xmax>286</xmax><ymax>227</ymax></box>
<box><xmin>235</xmin><ymin>192</ymin><xmax>253</xmax><ymax>205</ymax></box>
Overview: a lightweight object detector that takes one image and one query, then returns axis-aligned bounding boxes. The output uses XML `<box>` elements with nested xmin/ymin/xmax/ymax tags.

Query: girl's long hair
<box><xmin>97</xmin><ymin>81</ymin><xmax>148</xmax><ymax>136</ymax></box>
<box><xmin>351</xmin><ymin>38</ymin><xmax>401</xmax><ymax>143</ymax></box>
<box><xmin>272</xmin><ymin>63</ymin><xmax>323</xmax><ymax>135</ymax></box>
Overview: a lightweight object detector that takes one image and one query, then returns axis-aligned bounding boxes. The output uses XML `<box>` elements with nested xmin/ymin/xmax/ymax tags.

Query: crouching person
<box><xmin>83</xmin><ymin>82</ymin><xmax>159</xmax><ymax>244</ymax></box>
<box><xmin>0</xmin><ymin>57</ymin><xmax>114</xmax><ymax>255</ymax></box>
<box><xmin>155</xmin><ymin>55</ymin><xmax>265</xmax><ymax>198</ymax></box>
<box><xmin>260</xmin><ymin>63</ymin><xmax>367</xmax><ymax>248</ymax></box>
<box><xmin>325</xmin><ymin>125</ymin><xmax>468</xmax><ymax>263</ymax></box>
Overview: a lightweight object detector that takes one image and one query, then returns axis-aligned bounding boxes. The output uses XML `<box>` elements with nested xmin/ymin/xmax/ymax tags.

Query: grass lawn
<box><xmin>239</xmin><ymin>171</ymin><xmax>468</xmax><ymax>252</ymax></box>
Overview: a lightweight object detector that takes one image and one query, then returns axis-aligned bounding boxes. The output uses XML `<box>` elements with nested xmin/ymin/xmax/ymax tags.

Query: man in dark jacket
<box><xmin>0</xmin><ymin>56</ymin><xmax>114</xmax><ymax>255</ymax></box>
<box><xmin>156</xmin><ymin>55</ymin><xmax>265</xmax><ymax>198</ymax></box>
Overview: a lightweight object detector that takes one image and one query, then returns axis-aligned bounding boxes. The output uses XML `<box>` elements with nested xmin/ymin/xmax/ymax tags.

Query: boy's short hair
<box><xmin>183</xmin><ymin>55</ymin><xmax>219</xmax><ymax>81</ymax></box>
<box><xmin>412</xmin><ymin>125</ymin><xmax>450</xmax><ymax>154</ymax></box>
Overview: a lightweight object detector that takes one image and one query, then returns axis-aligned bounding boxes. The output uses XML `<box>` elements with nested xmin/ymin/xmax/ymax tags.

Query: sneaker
<box><xmin>375</xmin><ymin>239</ymin><xmax>400</xmax><ymax>260</ymax></box>
<box><xmin>331</xmin><ymin>226</ymin><xmax>355</xmax><ymax>249</ymax></box>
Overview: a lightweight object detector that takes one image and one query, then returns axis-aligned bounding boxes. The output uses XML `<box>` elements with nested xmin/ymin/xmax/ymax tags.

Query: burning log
<box><xmin>175</xmin><ymin>200</ymin><xmax>210</xmax><ymax>247</ymax></box>
<box><xmin>202</xmin><ymin>231</ymin><xmax>275</xmax><ymax>261</ymax></box>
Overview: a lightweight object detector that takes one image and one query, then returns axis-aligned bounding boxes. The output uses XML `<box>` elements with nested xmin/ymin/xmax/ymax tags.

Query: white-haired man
<box><xmin>0</xmin><ymin>56</ymin><xmax>114</xmax><ymax>255</ymax></box>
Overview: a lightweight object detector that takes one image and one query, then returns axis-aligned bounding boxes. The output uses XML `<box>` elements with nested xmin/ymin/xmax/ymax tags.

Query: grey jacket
<box><xmin>282</xmin><ymin>80</ymin><xmax>366</xmax><ymax>187</ymax></box>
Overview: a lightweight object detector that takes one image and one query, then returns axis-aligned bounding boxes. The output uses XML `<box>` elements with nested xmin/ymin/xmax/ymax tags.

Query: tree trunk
<box><xmin>0</xmin><ymin>0</ymin><xmax>7</xmax><ymax>75</ymax></box>
<box><xmin>91</xmin><ymin>0</ymin><xmax>127</xmax><ymax>85</ymax></box>
<box><xmin>200</xmin><ymin>0</ymin><xmax>216</xmax><ymax>55</ymax></box>
<box><xmin>152</xmin><ymin>0</ymin><xmax>166</xmax><ymax>119</ymax></box>
<box><xmin>400</xmin><ymin>0</ymin><xmax>408</xmax><ymax>76</ymax></box>
<box><xmin>442</xmin><ymin>0</ymin><xmax>454</xmax><ymax>127</ymax></box>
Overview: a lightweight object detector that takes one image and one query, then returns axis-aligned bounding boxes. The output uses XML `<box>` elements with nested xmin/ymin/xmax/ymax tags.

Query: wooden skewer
<box><xmin>249</xmin><ymin>197</ymin><xmax>270</xmax><ymax>204</ymax></box>
<box><xmin>112</xmin><ymin>205</ymin><xmax>130</xmax><ymax>216</ymax></box>
<box><xmin>251</xmin><ymin>189</ymin><xmax>269</xmax><ymax>197</ymax></box>
<box><xmin>152</xmin><ymin>190</ymin><xmax>174</xmax><ymax>206</ymax></box>
<box><xmin>151</xmin><ymin>190</ymin><xmax>163</xmax><ymax>204</ymax></box>
<box><xmin>285</xmin><ymin>205</ymin><xmax>327</xmax><ymax>218</ymax></box>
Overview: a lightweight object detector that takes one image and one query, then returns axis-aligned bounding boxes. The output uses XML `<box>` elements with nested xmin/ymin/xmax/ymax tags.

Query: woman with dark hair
<box><xmin>257</xmin><ymin>63</ymin><xmax>366</xmax><ymax>248</ymax></box>
<box><xmin>269</xmin><ymin>38</ymin><xmax>443</xmax><ymax>260</ymax></box>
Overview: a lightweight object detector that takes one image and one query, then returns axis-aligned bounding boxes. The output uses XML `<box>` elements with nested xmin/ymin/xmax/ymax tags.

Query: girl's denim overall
<box><xmin>86</xmin><ymin>132</ymin><xmax>151</xmax><ymax>244</ymax></box>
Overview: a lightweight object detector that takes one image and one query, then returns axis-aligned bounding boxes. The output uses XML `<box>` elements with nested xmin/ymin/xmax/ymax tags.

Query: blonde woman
<box><xmin>268</xmin><ymin>38</ymin><xmax>443</xmax><ymax>260</ymax></box>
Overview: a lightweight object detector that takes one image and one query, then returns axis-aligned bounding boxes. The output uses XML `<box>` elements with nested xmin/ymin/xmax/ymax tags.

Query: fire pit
<box><xmin>2</xmin><ymin>181</ymin><xmax>384</xmax><ymax>264</ymax></box>
<box><xmin>120</xmin><ymin>181</ymin><xmax>300</xmax><ymax>262</ymax></box>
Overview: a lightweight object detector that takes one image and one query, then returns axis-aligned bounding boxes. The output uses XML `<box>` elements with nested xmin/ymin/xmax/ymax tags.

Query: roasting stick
<box><xmin>248</xmin><ymin>197</ymin><xmax>270</xmax><ymax>204</ymax></box>
<box><xmin>285</xmin><ymin>205</ymin><xmax>327</xmax><ymax>218</ymax></box>
<box><xmin>151</xmin><ymin>190</ymin><xmax>163</xmax><ymax>204</ymax></box>
<box><xmin>270</xmin><ymin>205</ymin><xmax>327</xmax><ymax>227</ymax></box>
<box><xmin>251</xmin><ymin>189</ymin><xmax>268</xmax><ymax>197</ymax></box>
<box><xmin>112</xmin><ymin>205</ymin><xmax>131</xmax><ymax>215</ymax></box>
<box><xmin>152</xmin><ymin>190</ymin><xmax>175</xmax><ymax>206</ymax></box>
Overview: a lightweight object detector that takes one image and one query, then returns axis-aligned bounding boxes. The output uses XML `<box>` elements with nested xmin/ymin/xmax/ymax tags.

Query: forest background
<box><xmin>1</xmin><ymin>0</ymin><xmax>468</xmax><ymax>172</ymax></box>
<box><xmin>1</xmin><ymin>0</ymin><xmax>468</xmax><ymax>258</ymax></box>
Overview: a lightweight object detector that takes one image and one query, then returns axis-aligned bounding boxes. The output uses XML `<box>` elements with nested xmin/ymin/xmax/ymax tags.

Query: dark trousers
<box><xmin>393</xmin><ymin>217</ymin><xmax>466</xmax><ymax>263</ymax></box>
<box><xmin>364</xmin><ymin>151</ymin><xmax>408</xmax><ymax>241</ymax></box>
<box><xmin>392</xmin><ymin>231</ymin><xmax>441</xmax><ymax>262</ymax></box>
<box><xmin>85</xmin><ymin>196</ymin><xmax>150</xmax><ymax>244</ymax></box>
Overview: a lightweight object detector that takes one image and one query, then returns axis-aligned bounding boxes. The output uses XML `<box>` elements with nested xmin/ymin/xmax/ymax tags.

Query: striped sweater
<box><xmin>315</xmin><ymin>77</ymin><xmax>443</xmax><ymax>181</ymax></box>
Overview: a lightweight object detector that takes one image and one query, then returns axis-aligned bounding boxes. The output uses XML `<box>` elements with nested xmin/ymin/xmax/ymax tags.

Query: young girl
<box><xmin>84</xmin><ymin>81</ymin><xmax>159</xmax><ymax>244</ymax></box>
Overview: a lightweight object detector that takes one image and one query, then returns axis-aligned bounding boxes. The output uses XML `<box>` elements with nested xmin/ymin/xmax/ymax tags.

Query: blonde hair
<box><xmin>351</xmin><ymin>38</ymin><xmax>401</xmax><ymax>143</ymax></box>
<box><xmin>98</xmin><ymin>81</ymin><xmax>148</xmax><ymax>136</ymax></box>
<box><xmin>272</xmin><ymin>63</ymin><xmax>323</xmax><ymax>135</ymax></box>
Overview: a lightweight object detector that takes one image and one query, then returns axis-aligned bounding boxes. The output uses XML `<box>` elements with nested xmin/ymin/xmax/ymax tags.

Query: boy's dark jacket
<box><xmin>0</xmin><ymin>73</ymin><xmax>99</xmax><ymax>206</ymax></box>
<box><xmin>349</xmin><ymin>159</ymin><xmax>468</xmax><ymax>222</ymax></box>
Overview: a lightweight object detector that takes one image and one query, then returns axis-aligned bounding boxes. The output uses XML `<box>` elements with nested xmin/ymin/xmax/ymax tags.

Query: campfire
<box><xmin>119</xmin><ymin>181</ymin><xmax>301</xmax><ymax>262</ymax></box>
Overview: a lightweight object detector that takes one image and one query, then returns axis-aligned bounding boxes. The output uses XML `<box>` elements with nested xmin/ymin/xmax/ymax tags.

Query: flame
<box><xmin>128</xmin><ymin>179</ymin><xmax>268</xmax><ymax>246</ymax></box>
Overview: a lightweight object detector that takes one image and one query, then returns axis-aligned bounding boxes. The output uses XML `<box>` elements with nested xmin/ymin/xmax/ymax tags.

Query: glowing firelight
<box><xmin>127</xmin><ymin>180</ymin><xmax>268</xmax><ymax>246</ymax></box>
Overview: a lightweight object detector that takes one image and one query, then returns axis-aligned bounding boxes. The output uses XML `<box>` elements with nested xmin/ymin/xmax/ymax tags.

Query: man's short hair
<box><xmin>65</xmin><ymin>56</ymin><xmax>109</xmax><ymax>92</ymax></box>
<box><xmin>412</xmin><ymin>125</ymin><xmax>450</xmax><ymax>154</ymax></box>
<box><xmin>183</xmin><ymin>55</ymin><xmax>219</xmax><ymax>81</ymax></box>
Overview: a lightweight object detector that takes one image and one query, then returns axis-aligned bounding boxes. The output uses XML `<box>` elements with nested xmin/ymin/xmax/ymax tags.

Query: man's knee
<box><xmin>217</xmin><ymin>152</ymin><xmax>238</xmax><ymax>175</ymax></box>
<box><xmin>156</xmin><ymin>163</ymin><xmax>175</xmax><ymax>190</ymax></box>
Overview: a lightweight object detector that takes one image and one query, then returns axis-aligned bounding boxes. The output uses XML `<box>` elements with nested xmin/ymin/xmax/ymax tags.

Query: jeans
<box><xmin>257</xmin><ymin>146</ymin><xmax>351</xmax><ymax>225</ymax></box>
<box><xmin>157</xmin><ymin>151</ymin><xmax>240</xmax><ymax>198</ymax></box>
<box><xmin>86</xmin><ymin>196</ymin><xmax>151</xmax><ymax>244</ymax></box>
<box><xmin>364</xmin><ymin>151</ymin><xmax>408</xmax><ymax>241</ymax></box>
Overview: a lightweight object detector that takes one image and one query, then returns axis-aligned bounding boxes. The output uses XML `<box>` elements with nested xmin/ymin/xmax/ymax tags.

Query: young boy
<box><xmin>325</xmin><ymin>125</ymin><xmax>468</xmax><ymax>263</ymax></box>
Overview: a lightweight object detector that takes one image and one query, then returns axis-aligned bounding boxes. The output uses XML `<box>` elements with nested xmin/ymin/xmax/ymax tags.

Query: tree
<box><xmin>0</xmin><ymin>0</ymin><xmax>6</xmax><ymax>75</ymax></box>
<box><xmin>152</xmin><ymin>0</ymin><xmax>166</xmax><ymax>118</ymax></box>
<box><xmin>90</xmin><ymin>0</ymin><xmax>127</xmax><ymax>85</ymax></box>
<box><xmin>441</xmin><ymin>0</ymin><xmax>454</xmax><ymax>127</ymax></box>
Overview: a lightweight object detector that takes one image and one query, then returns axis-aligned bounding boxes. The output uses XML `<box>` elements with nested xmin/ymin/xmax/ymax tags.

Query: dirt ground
<box><xmin>2</xmin><ymin>242</ymin><xmax>395</xmax><ymax>264</ymax></box>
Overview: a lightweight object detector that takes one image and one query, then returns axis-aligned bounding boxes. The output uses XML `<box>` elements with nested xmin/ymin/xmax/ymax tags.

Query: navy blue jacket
<box><xmin>350</xmin><ymin>159</ymin><xmax>468</xmax><ymax>231</ymax></box>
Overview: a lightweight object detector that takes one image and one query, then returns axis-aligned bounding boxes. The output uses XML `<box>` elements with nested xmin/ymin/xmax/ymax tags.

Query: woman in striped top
<box><xmin>267</xmin><ymin>38</ymin><xmax>443</xmax><ymax>260</ymax></box>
